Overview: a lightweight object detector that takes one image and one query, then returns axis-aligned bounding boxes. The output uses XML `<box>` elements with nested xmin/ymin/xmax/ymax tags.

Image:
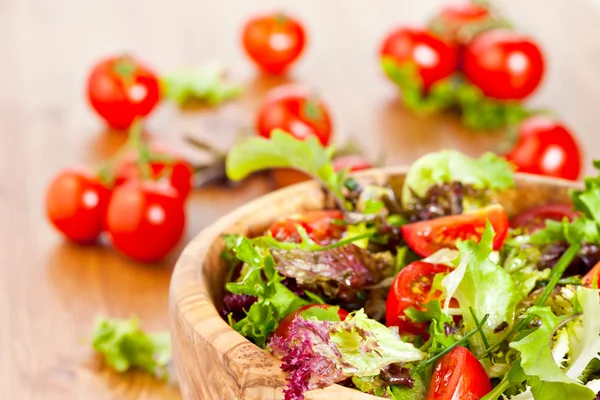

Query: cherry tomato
<box><xmin>583</xmin><ymin>262</ymin><xmax>600</xmax><ymax>287</ymax></box>
<box><xmin>386</xmin><ymin>261</ymin><xmax>453</xmax><ymax>335</ymax></box>
<box><xmin>401</xmin><ymin>205</ymin><xmax>509</xmax><ymax>257</ymax></box>
<box><xmin>114</xmin><ymin>149</ymin><xmax>193</xmax><ymax>199</ymax></box>
<box><xmin>274</xmin><ymin>304</ymin><xmax>349</xmax><ymax>339</ymax></box>
<box><xmin>87</xmin><ymin>55</ymin><xmax>161</xmax><ymax>130</ymax></box>
<box><xmin>46</xmin><ymin>167</ymin><xmax>112</xmax><ymax>244</ymax></box>
<box><xmin>430</xmin><ymin>3</ymin><xmax>492</xmax><ymax>44</ymax></box>
<box><xmin>463</xmin><ymin>29</ymin><xmax>545</xmax><ymax>100</ymax></box>
<box><xmin>504</xmin><ymin>116</ymin><xmax>582</xmax><ymax>180</ymax></box>
<box><xmin>510</xmin><ymin>204</ymin><xmax>578</xmax><ymax>232</ymax></box>
<box><xmin>268</xmin><ymin>210</ymin><xmax>345</xmax><ymax>245</ymax></box>
<box><xmin>105</xmin><ymin>181</ymin><xmax>185</xmax><ymax>262</ymax></box>
<box><xmin>380</xmin><ymin>27</ymin><xmax>458</xmax><ymax>89</ymax></box>
<box><xmin>242</xmin><ymin>13</ymin><xmax>306</xmax><ymax>74</ymax></box>
<box><xmin>256</xmin><ymin>84</ymin><xmax>333</xmax><ymax>146</ymax></box>
<box><xmin>425</xmin><ymin>346</ymin><xmax>492</xmax><ymax>400</ymax></box>
<box><xmin>332</xmin><ymin>155</ymin><xmax>373</xmax><ymax>173</ymax></box>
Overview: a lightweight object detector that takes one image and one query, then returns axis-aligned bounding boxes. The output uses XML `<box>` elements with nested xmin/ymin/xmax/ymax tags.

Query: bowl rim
<box><xmin>169</xmin><ymin>166</ymin><xmax>580</xmax><ymax>399</ymax></box>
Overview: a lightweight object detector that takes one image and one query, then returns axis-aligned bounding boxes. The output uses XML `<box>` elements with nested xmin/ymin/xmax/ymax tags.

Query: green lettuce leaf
<box><xmin>441</xmin><ymin>223</ymin><xmax>519</xmax><ymax>356</ymax></box>
<box><xmin>566</xmin><ymin>287</ymin><xmax>600</xmax><ymax>380</ymax></box>
<box><xmin>388</xmin><ymin>372</ymin><xmax>428</xmax><ymax>400</ymax></box>
<box><xmin>161</xmin><ymin>64</ymin><xmax>242</xmax><ymax>106</ymax></box>
<box><xmin>402</xmin><ymin>150</ymin><xmax>514</xmax><ymax>206</ymax></box>
<box><xmin>226</xmin><ymin>130</ymin><xmax>349</xmax><ymax>209</ymax></box>
<box><xmin>91</xmin><ymin>317</ymin><xmax>171</xmax><ymax>377</ymax></box>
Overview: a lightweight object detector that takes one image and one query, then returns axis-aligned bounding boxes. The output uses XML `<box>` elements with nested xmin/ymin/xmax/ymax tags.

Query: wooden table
<box><xmin>2</xmin><ymin>0</ymin><xmax>600</xmax><ymax>399</ymax></box>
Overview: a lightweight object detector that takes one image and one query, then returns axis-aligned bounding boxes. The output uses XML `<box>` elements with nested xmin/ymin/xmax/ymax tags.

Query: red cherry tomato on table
<box><xmin>380</xmin><ymin>27</ymin><xmax>458</xmax><ymax>89</ymax></box>
<box><xmin>332</xmin><ymin>155</ymin><xmax>373</xmax><ymax>173</ymax></box>
<box><xmin>463</xmin><ymin>29</ymin><xmax>545</xmax><ymax>100</ymax></box>
<box><xmin>504</xmin><ymin>116</ymin><xmax>582</xmax><ymax>180</ymax></box>
<box><xmin>87</xmin><ymin>55</ymin><xmax>161</xmax><ymax>130</ymax></box>
<box><xmin>45</xmin><ymin>167</ymin><xmax>112</xmax><ymax>244</ymax></box>
<box><xmin>242</xmin><ymin>13</ymin><xmax>306</xmax><ymax>74</ymax></box>
<box><xmin>510</xmin><ymin>204</ymin><xmax>578</xmax><ymax>232</ymax></box>
<box><xmin>386</xmin><ymin>261</ymin><xmax>453</xmax><ymax>335</ymax></box>
<box><xmin>425</xmin><ymin>346</ymin><xmax>492</xmax><ymax>400</ymax></box>
<box><xmin>268</xmin><ymin>210</ymin><xmax>345</xmax><ymax>245</ymax></box>
<box><xmin>274</xmin><ymin>304</ymin><xmax>349</xmax><ymax>340</ymax></box>
<box><xmin>430</xmin><ymin>3</ymin><xmax>492</xmax><ymax>44</ymax></box>
<box><xmin>114</xmin><ymin>149</ymin><xmax>193</xmax><ymax>199</ymax></box>
<box><xmin>105</xmin><ymin>181</ymin><xmax>185</xmax><ymax>263</ymax></box>
<box><xmin>401</xmin><ymin>205</ymin><xmax>509</xmax><ymax>257</ymax></box>
<box><xmin>256</xmin><ymin>84</ymin><xmax>333</xmax><ymax>146</ymax></box>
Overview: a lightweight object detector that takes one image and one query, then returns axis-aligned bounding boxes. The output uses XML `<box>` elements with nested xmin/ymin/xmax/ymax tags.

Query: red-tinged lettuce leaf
<box><xmin>269</xmin><ymin>309</ymin><xmax>424</xmax><ymax>400</ymax></box>
<box><xmin>271</xmin><ymin>244</ymin><xmax>394</xmax><ymax>302</ymax></box>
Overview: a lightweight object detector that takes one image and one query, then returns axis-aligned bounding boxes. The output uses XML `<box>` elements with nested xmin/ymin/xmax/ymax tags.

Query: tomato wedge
<box><xmin>401</xmin><ymin>205</ymin><xmax>509</xmax><ymax>257</ymax></box>
<box><xmin>510</xmin><ymin>204</ymin><xmax>577</xmax><ymax>232</ymax></box>
<box><xmin>426</xmin><ymin>346</ymin><xmax>492</xmax><ymax>400</ymax></box>
<box><xmin>386</xmin><ymin>261</ymin><xmax>453</xmax><ymax>335</ymax></box>
<box><xmin>583</xmin><ymin>262</ymin><xmax>600</xmax><ymax>288</ymax></box>
<box><xmin>268</xmin><ymin>210</ymin><xmax>345</xmax><ymax>245</ymax></box>
<box><xmin>274</xmin><ymin>304</ymin><xmax>349</xmax><ymax>339</ymax></box>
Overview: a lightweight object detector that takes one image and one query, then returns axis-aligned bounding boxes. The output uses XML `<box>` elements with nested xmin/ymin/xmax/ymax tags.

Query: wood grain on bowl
<box><xmin>169</xmin><ymin>167</ymin><xmax>578</xmax><ymax>400</ymax></box>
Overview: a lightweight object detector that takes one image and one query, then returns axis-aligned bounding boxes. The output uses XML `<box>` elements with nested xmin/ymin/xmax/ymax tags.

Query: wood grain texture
<box><xmin>2</xmin><ymin>0</ymin><xmax>600</xmax><ymax>399</ymax></box>
<box><xmin>170</xmin><ymin>169</ymin><xmax>577</xmax><ymax>400</ymax></box>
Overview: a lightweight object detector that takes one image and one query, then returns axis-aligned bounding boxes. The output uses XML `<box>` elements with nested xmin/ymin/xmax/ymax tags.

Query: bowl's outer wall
<box><xmin>169</xmin><ymin>168</ymin><xmax>578</xmax><ymax>400</ymax></box>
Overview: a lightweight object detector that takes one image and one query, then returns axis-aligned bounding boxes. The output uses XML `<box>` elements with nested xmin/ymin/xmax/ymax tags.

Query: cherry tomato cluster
<box><xmin>46</xmin><ymin>125</ymin><xmax>192</xmax><ymax>262</ymax></box>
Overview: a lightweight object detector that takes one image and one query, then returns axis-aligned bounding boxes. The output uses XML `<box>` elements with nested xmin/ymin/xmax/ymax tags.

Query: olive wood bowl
<box><xmin>169</xmin><ymin>167</ymin><xmax>577</xmax><ymax>400</ymax></box>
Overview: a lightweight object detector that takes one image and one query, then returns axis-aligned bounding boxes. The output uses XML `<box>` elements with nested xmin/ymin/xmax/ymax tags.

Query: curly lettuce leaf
<box><xmin>91</xmin><ymin>317</ymin><xmax>171</xmax><ymax>377</ymax></box>
<box><xmin>269</xmin><ymin>309</ymin><xmax>424</xmax><ymax>400</ymax></box>
<box><xmin>566</xmin><ymin>287</ymin><xmax>600</xmax><ymax>380</ymax></box>
<box><xmin>226</xmin><ymin>130</ymin><xmax>349</xmax><ymax>209</ymax></box>
<box><xmin>402</xmin><ymin>150</ymin><xmax>514</xmax><ymax>206</ymax></box>
<box><xmin>441</xmin><ymin>223</ymin><xmax>519</xmax><ymax>356</ymax></box>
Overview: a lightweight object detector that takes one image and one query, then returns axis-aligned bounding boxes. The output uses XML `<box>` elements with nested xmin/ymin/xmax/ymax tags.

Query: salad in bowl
<box><xmin>215</xmin><ymin>131</ymin><xmax>600</xmax><ymax>400</ymax></box>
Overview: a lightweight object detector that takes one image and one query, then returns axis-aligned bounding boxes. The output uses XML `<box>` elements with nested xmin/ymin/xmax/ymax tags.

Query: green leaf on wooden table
<box><xmin>91</xmin><ymin>317</ymin><xmax>171</xmax><ymax>377</ymax></box>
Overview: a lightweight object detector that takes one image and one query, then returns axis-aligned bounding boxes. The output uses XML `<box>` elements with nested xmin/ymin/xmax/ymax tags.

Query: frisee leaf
<box><xmin>91</xmin><ymin>317</ymin><xmax>171</xmax><ymax>377</ymax></box>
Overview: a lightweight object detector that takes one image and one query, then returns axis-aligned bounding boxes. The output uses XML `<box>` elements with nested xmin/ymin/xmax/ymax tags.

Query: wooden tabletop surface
<box><xmin>2</xmin><ymin>0</ymin><xmax>600</xmax><ymax>399</ymax></box>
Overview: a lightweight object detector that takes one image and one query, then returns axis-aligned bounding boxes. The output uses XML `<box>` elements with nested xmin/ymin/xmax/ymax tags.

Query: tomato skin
<box><xmin>386</xmin><ymin>261</ymin><xmax>453</xmax><ymax>335</ymax></box>
<box><xmin>401</xmin><ymin>205</ymin><xmax>509</xmax><ymax>257</ymax></box>
<box><xmin>463</xmin><ymin>29</ymin><xmax>545</xmax><ymax>100</ymax></box>
<box><xmin>87</xmin><ymin>55</ymin><xmax>161</xmax><ymax>130</ymax></box>
<box><xmin>256</xmin><ymin>84</ymin><xmax>333</xmax><ymax>146</ymax></box>
<box><xmin>45</xmin><ymin>168</ymin><xmax>112</xmax><ymax>244</ymax></box>
<box><xmin>268</xmin><ymin>210</ymin><xmax>345</xmax><ymax>245</ymax></box>
<box><xmin>274</xmin><ymin>304</ymin><xmax>350</xmax><ymax>339</ymax></box>
<box><xmin>510</xmin><ymin>204</ymin><xmax>578</xmax><ymax>232</ymax></box>
<box><xmin>105</xmin><ymin>181</ymin><xmax>185</xmax><ymax>262</ymax></box>
<box><xmin>113</xmin><ymin>149</ymin><xmax>193</xmax><ymax>199</ymax></box>
<box><xmin>380</xmin><ymin>27</ymin><xmax>458</xmax><ymax>89</ymax></box>
<box><xmin>332</xmin><ymin>155</ymin><xmax>373</xmax><ymax>173</ymax></box>
<box><xmin>504</xmin><ymin>116</ymin><xmax>582</xmax><ymax>180</ymax></box>
<box><xmin>583</xmin><ymin>262</ymin><xmax>600</xmax><ymax>287</ymax></box>
<box><xmin>425</xmin><ymin>346</ymin><xmax>492</xmax><ymax>400</ymax></box>
<box><xmin>242</xmin><ymin>13</ymin><xmax>306</xmax><ymax>74</ymax></box>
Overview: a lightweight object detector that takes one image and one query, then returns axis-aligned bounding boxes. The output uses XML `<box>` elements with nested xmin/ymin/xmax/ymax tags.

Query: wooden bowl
<box><xmin>169</xmin><ymin>167</ymin><xmax>577</xmax><ymax>400</ymax></box>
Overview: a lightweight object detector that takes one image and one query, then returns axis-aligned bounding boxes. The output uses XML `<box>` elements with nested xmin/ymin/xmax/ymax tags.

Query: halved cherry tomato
<box><xmin>401</xmin><ymin>205</ymin><xmax>509</xmax><ymax>257</ymax></box>
<box><xmin>582</xmin><ymin>262</ymin><xmax>600</xmax><ymax>287</ymax></box>
<box><xmin>463</xmin><ymin>29</ymin><xmax>545</xmax><ymax>100</ymax></box>
<box><xmin>105</xmin><ymin>180</ymin><xmax>185</xmax><ymax>262</ymax></box>
<box><xmin>87</xmin><ymin>55</ymin><xmax>161</xmax><ymax>130</ymax></box>
<box><xmin>242</xmin><ymin>13</ymin><xmax>306</xmax><ymax>74</ymax></box>
<box><xmin>45</xmin><ymin>167</ymin><xmax>112</xmax><ymax>244</ymax></box>
<box><xmin>274</xmin><ymin>304</ymin><xmax>350</xmax><ymax>339</ymax></box>
<box><xmin>380</xmin><ymin>27</ymin><xmax>458</xmax><ymax>90</ymax></box>
<box><xmin>333</xmin><ymin>155</ymin><xmax>373</xmax><ymax>173</ymax></box>
<box><xmin>256</xmin><ymin>84</ymin><xmax>333</xmax><ymax>146</ymax></box>
<box><xmin>504</xmin><ymin>116</ymin><xmax>582</xmax><ymax>180</ymax></box>
<box><xmin>510</xmin><ymin>204</ymin><xmax>578</xmax><ymax>232</ymax></box>
<box><xmin>425</xmin><ymin>346</ymin><xmax>492</xmax><ymax>400</ymax></box>
<box><xmin>113</xmin><ymin>148</ymin><xmax>193</xmax><ymax>199</ymax></box>
<box><xmin>430</xmin><ymin>3</ymin><xmax>492</xmax><ymax>44</ymax></box>
<box><xmin>386</xmin><ymin>261</ymin><xmax>453</xmax><ymax>335</ymax></box>
<box><xmin>268</xmin><ymin>210</ymin><xmax>345</xmax><ymax>245</ymax></box>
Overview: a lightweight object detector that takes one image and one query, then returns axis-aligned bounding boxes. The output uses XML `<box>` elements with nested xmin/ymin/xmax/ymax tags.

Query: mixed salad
<box><xmin>219</xmin><ymin>131</ymin><xmax>600</xmax><ymax>400</ymax></box>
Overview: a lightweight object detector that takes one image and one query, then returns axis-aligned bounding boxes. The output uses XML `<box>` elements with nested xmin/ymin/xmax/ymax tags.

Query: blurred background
<box><xmin>2</xmin><ymin>0</ymin><xmax>600</xmax><ymax>399</ymax></box>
